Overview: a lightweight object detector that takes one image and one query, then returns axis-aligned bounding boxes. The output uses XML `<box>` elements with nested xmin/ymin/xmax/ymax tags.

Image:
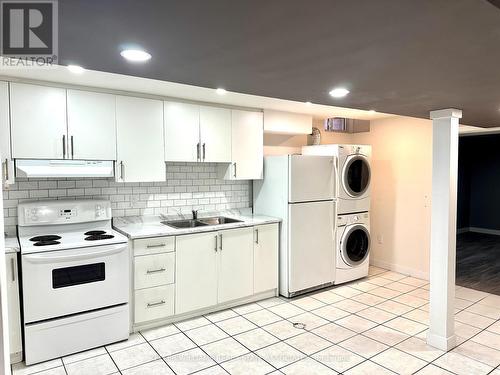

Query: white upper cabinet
<box><xmin>263</xmin><ymin>109</ymin><xmax>312</xmax><ymax>135</ymax></box>
<box><xmin>164</xmin><ymin>102</ymin><xmax>200</xmax><ymax>162</ymax></box>
<box><xmin>67</xmin><ymin>90</ymin><xmax>116</xmax><ymax>160</ymax></box>
<box><xmin>10</xmin><ymin>83</ymin><xmax>67</xmax><ymax>159</ymax></box>
<box><xmin>228</xmin><ymin>110</ymin><xmax>263</xmax><ymax>180</ymax></box>
<box><xmin>0</xmin><ymin>81</ymin><xmax>14</xmax><ymax>186</ymax></box>
<box><xmin>199</xmin><ymin>106</ymin><xmax>231</xmax><ymax>163</ymax></box>
<box><xmin>116</xmin><ymin>96</ymin><xmax>164</xmax><ymax>182</ymax></box>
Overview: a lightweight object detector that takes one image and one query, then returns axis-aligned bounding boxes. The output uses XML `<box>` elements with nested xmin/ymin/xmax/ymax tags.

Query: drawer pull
<box><xmin>146</xmin><ymin>243</ymin><xmax>166</xmax><ymax>249</ymax></box>
<box><xmin>146</xmin><ymin>268</ymin><xmax>166</xmax><ymax>274</ymax></box>
<box><xmin>147</xmin><ymin>300</ymin><xmax>166</xmax><ymax>308</ymax></box>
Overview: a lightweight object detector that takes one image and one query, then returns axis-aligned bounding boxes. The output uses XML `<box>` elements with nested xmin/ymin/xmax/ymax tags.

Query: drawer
<box><xmin>133</xmin><ymin>236</ymin><xmax>174</xmax><ymax>256</ymax></box>
<box><xmin>134</xmin><ymin>285</ymin><xmax>174</xmax><ymax>324</ymax></box>
<box><xmin>134</xmin><ymin>253</ymin><xmax>175</xmax><ymax>290</ymax></box>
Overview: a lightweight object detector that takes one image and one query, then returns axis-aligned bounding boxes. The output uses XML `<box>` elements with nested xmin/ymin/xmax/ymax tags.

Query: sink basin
<box><xmin>162</xmin><ymin>219</ymin><xmax>208</xmax><ymax>229</ymax></box>
<box><xmin>198</xmin><ymin>216</ymin><xmax>243</xmax><ymax>225</ymax></box>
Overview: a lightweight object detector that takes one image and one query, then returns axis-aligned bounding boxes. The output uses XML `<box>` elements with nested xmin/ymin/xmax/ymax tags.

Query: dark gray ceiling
<box><xmin>59</xmin><ymin>0</ymin><xmax>500</xmax><ymax>127</ymax></box>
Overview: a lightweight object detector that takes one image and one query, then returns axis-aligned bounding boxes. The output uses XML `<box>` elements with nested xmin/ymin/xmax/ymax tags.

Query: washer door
<box><xmin>340</xmin><ymin>224</ymin><xmax>370</xmax><ymax>266</ymax></box>
<box><xmin>342</xmin><ymin>155</ymin><xmax>371</xmax><ymax>197</ymax></box>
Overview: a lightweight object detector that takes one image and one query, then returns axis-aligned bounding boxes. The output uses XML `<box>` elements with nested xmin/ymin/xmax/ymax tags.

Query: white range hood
<box><xmin>16</xmin><ymin>160</ymin><xmax>114</xmax><ymax>178</ymax></box>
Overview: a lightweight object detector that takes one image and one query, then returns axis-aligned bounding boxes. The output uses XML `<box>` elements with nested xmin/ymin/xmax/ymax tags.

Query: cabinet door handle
<box><xmin>62</xmin><ymin>135</ymin><xmax>66</xmax><ymax>159</ymax></box>
<box><xmin>214</xmin><ymin>235</ymin><xmax>218</xmax><ymax>252</ymax></box>
<box><xmin>233</xmin><ymin>162</ymin><xmax>237</xmax><ymax>178</ymax></box>
<box><xmin>3</xmin><ymin>158</ymin><xmax>8</xmax><ymax>182</ymax></box>
<box><xmin>120</xmin><ymin>161</ymin><xmax>125</xmax><ymax>180</ymax></box>
<box><xmin>146</xmin><ymin>268</ymin><xmax>166</xmax><ymax>274</ymax></box>
<box><xmin>147</xmin><ymin>300</ymin><xmax>166</xmax><ymax>308</ymax></box>
<box><xmin>11</xmin><ymin>258</ymin><xmax>15</xmax><ymax>282</ymax></box>
<box><xmin>196</xmin><ymin>142</ymin><xmax>200</xmax><ymax>161</ymax></box>
<box><xmin>202</xmin><ymin>143</ymin><xmax>206</xmax><ymax>161</ymax></box>
<box><xmin>219</xmin><ymin>233</ymin><xmax>223</xmax><ymax>251</ymax></box>
<box><xmin>146</xmin><ymin>243</ymin><xmax>166</xmax><ymax>249</ymax></box>
<box><xmin>255</xmin><ymin>229</ymin><xmax>259</xmax><ymax>244</ymax></box>
<box><xmin>70</xmin><ymin>135</ymin><xmax>74</xmax><ymax>159</ymax></box>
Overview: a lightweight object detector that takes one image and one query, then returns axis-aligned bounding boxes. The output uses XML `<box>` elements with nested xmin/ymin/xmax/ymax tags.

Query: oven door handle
<box><xmin>23</xmin><ymin>243</ymin><xmax>127</xmax><ymax>264</ymax></box>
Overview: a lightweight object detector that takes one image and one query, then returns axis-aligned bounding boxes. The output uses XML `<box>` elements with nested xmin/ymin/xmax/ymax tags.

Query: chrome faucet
<box><xmin>192</xmin><ymin>209</ymin><xmax>199</xmax><ymax>220</ymax></box>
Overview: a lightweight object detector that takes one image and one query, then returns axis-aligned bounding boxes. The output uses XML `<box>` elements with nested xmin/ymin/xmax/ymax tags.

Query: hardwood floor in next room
<box><xmin>456</xmin><ymin>232</ymin><xmax>500</xmax><ymax>296</ymax></box>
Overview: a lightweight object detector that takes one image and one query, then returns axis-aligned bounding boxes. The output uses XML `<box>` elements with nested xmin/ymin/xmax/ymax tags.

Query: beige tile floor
<box><xmin>12</xmin><ymin>266</ymin><xmax>500</xmax><ymax>375</ymax></box>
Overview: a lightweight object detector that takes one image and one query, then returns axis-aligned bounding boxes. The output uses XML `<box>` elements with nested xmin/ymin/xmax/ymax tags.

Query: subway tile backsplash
<box><xmin>2</xmin><ymin>162</ymin><xmax>251</xmax><ymax>236</ymax></box>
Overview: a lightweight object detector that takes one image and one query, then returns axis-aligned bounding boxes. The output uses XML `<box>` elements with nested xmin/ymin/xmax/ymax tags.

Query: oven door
<box><xmin>22</xmin><ymin>243</ymin><xmax>129</xmax><ymax>323</ymax></box>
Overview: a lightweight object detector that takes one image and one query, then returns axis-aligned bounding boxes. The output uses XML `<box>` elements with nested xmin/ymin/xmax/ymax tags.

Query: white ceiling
<box><xmin>0</xmin><ymin>63</ymin><xmax>394</xmax><ymax>121</ymax></box>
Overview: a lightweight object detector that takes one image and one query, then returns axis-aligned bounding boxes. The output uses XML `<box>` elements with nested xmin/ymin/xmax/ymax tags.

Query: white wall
<box><xmin>352</xmin><ymin>116</ymin><xmax>433</xmax><ymax>279</ymax></box>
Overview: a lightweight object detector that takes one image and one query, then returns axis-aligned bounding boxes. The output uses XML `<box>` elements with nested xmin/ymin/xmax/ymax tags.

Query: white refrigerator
<box><xmin>253</xmin><ymin>155</ymin><xmax>337</xmax><ymax>297</ymax></box>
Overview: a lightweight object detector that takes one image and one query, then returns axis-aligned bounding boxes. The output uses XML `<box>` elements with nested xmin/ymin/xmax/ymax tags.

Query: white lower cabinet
<box><xmin>6</xmin><ymin>253</ymin><xmax>22</xmax><ymax>362</ymax></box>
<box><xmin>134</xmin><ymin>253</ymin><xmax>175</xmax><ymax>290</ymax></box>
<box><xmin>253</xmin><ymin>223</ymin><xmax>279</xmax><ymax>294</ymax></box>
<box><xmin>135</xmin><ymin>285</ymin><xmax>174</xmax><ymax>324</ymax></box>
<box><xmin>133</xmin><ymin>224</ymin><xmax>279</xmax><ymax>328</ymax></box>
<box><xmin>217</xmin><ymin>228</ymin><xmax>254</xmax><ymax>303</ymax></box>
<box><xmin>175</xmin><ymin>232</ymin><xmax>218</xmax><ymax>314</ymax></box>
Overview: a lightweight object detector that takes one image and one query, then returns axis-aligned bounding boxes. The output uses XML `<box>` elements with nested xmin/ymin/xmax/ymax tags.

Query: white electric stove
<box><xmin>17</xmin><ymin>199</ymin><xmax>130</xmax><ymax>365</ymax></box>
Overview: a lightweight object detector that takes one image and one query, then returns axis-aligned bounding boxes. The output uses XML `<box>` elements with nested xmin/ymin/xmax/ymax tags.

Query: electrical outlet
<box><xmin>377</xmin><ymin>234</ymin><xmax>383</xmax><ymax>244</ymax></box>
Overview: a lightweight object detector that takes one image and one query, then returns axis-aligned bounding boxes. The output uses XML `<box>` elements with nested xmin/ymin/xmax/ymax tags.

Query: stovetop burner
<box><xmin>85</xmin><ymin>234</ymin><xmax>115</xmax><ymax>241</ymax></box>
<box><xmin>84</xmin><ymin>230</ymin><xmax>107</xmax><ymax>236</ymax></box>
<box><xmin>33</xmin><ymin>240</ymin><xmax>61</xmax><ymax>246</ymax></box>
<box><xmin>29</xmin><ymin>235</ymin><xmax>61</xmax><ymax>242</ymax></box>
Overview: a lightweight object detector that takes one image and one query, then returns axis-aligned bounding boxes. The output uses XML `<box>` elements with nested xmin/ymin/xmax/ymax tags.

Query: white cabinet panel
<box><xmin>263</xmin><ymin>109</ymin><xmax>312</xmax><ymax>135</ymax></box>
<box><xmin>218</xmin><ymin>228</ymin><xmax>254</xmax><ymax>303</ymax></box>
<box><xmin>200</xmin><ymin>106</ymin><xmax>231</xmax><ymax>163</ymax></box>
<box><xmin>175</xmin><ymin>232</ymin><xmax>218</xmax><ymax>314</ymax></box>
<box><xmin>67</xmin><ymin>90</ymin><xmax>116</xmax><ymax>160</ymax></box>
<box><xmin>134</xmin><ymin>253</ymin><xmax>175</xmax><ymax>290</ymax></box>
<box><xmin>10</xmin><ymin>83</ymin><xmax>67</xmax><ymax>159</ymax></box>
<box><xmin>0</xmin><ymin>81</ymin><xmax>14</xmax><ymax>186</ymax></box>
<box><xmin>253</xmin><ymin>223</ymin><xmax>279</xmax><ymax>294</ymax></box>
<box><xmin>6</xmin><ymin>253</ymin><xmax>22</xmax><ymax>359</ymax></box>
<box><xmin>164</xmin><ymin>101</ymin><xmax>200</xmax><ymax>162</ymax></box>
<box><xmin>134</xmin><ymin>285</ymin><xmax>174</xmax><ymax>324</ymax></box>
<box><xmin>229</xmin><ymin>110</ymin><xmax>263</xmax><ymax>180</ymax></box>
<box><xmin>116</xmin><ymin>96</ymin><xmax>164</xmax><ymax>182</ymax></box>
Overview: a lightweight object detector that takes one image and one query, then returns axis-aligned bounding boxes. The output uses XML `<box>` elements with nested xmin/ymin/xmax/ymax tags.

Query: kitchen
<box><xmin>1</xmin><ymin>1</ymin><xmax>500</xmax><ymax>375</ymax></box>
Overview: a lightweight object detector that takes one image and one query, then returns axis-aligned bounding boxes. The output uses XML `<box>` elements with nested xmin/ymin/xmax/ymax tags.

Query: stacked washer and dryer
<box><xmin>302</xmin><ymin>144</ymin><xmax>372</xmax><ymax>285</ymax></box>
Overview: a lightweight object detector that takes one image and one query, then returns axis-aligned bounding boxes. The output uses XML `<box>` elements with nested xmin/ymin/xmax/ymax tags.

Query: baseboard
<box><xmin>469</xmin><ymin>227</ymin><xmax>500</xmax><ymax>236</ymax></box>
<box><xmin>370</xmin><ymin>258</ymin><xmax>429</xmax><ymax>280</ymax></box>
<box><xmin>457</xmin><ymin>227</ymin><xmax>469</xmax><ymax>234</ymax></box>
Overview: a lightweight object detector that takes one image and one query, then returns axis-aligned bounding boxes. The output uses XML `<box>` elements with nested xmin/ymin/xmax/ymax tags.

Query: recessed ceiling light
<box><xmin>120</xmin><ymin>49</ymin><xmax>152</xmax><ymax>62</ymax></box>
<box><xmin>216</xmin><ymin>88</ymin><xmax>227</xmax><ymax>95</ymax></box>
<box><xmin>67</xmin><ymin>65</ymin><xmax>84</xmax><ymax>74</ymax></box>
<box><xmin>329</xmin><ymin>87</ymin><xmax>350</xmax><ymax>98</ymax></box>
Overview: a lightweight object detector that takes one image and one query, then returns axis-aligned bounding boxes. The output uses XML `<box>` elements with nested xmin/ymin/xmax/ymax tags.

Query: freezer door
<box><xmin>288</xmin><ymin>200</ymin><xmax>336</xmax><ymax>294</ymax></box>
<box><xmin>289</xmin><ymin>155</ymin><xmax>335</xmax><ymax>203</ymax></box>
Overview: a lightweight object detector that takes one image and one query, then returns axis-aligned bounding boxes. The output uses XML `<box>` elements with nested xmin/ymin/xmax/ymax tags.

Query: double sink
<box><xmin>162</xmin><ymin>216</ymin><xmax>242</xmax><ymax>229</ymax></box>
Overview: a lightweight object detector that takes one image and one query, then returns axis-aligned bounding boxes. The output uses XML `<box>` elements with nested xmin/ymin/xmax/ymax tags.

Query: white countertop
<box><xmin>113</xmin><ymin>211</ymin><xmax>281</xmax><ymax>239</ymax></box>
<box><xmin>4</xmin><ymin>237</ymin><xmax>20</xmax><ymax>254</ymax></box>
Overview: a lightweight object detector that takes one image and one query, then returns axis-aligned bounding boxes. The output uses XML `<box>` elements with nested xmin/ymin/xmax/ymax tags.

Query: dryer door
<box><xmin>342</xmin><ymin>155</ymin><xmax>371</xmax><ymax>198</ymax></box>
<box><xmin>340</xmin><ymin>224</ymin><xmax>370</xmax><ymax>266</ymax></box>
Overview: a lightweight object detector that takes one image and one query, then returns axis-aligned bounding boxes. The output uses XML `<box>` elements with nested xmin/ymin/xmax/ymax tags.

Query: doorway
<box><xmin>457</xmin><ymin>134</ymin><xmax>500</xmax><ymax>295</ymax></box>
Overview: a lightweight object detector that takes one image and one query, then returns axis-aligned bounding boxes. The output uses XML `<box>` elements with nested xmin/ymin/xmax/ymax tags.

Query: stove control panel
<box><xmin>18</xmin><ymin>200</ymin><xmax>112</xmax><ymax>226</ymax></box>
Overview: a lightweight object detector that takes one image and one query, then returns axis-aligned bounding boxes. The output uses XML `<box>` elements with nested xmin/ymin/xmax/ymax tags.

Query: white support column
<box><xmin>427</xmin><ymin>108</ymin><xmax>462</xmax><ymax>351</ymax></box>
